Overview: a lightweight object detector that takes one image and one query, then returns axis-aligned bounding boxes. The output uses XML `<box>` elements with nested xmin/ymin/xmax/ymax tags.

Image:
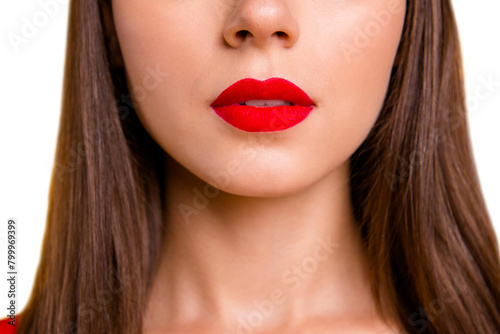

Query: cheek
<box><xmin>336</xmin><ymin>0</ymin><xmax>406</xmax><ymax>113</ymax></box>
<box><xmin>112</xmin><ymin>0</ymin><xmax>220</xmax><ymax>154</ymax></box>
<box><xmin>112</xmin><ymin>0</ymin><xmax>214</xmax><ymax>116</ymax></box>
<box><xmin>306</xmin><ymin>0</ymin><xmax>406</xmax><ymax>159</ymax></box>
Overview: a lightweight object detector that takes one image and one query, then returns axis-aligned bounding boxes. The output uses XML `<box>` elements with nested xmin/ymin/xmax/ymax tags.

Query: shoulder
<box><xmin>0</xmin><ymin>316</ymin><xmax>18</xmax><ymax>333</ymax></box>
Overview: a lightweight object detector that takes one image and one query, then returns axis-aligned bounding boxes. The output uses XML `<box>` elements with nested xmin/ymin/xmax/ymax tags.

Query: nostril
<box><xmin>275</xmin><ymin>31</ymin><xmax>286</xmax><ymax>37</ymax></box>
<box><xmin>236</xmin><ymin>30</ymin><xmax>250</xmax><ymax>40</ymax></box>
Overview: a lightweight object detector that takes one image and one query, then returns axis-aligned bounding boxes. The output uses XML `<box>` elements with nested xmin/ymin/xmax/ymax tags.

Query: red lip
<box><xmin>210</xmin><ymin>77</ymin><xmax>315</xmax><ymax>132</ymax></box>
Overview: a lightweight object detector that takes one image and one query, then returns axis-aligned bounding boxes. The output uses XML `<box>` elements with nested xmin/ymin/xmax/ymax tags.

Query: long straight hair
<box><xmin>18</xmin><ymin>0</ymin><xmax>500</xmax><ymax>333</ymax></box>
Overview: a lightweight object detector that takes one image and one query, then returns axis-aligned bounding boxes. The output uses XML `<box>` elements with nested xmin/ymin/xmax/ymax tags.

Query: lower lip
<box><xmin>211</xmin><ymin>104</ymin><xmax>314</xmax><ymax>132</ymax></box>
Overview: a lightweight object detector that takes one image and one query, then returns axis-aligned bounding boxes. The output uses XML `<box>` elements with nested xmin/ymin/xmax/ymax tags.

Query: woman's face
<box><xmin>112</xmin><ymin>0</ymin><xmax>406</xmax><ymax>196</ymax></box>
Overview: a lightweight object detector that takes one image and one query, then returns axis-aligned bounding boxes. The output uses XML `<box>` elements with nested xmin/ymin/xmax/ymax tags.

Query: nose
<box><xmin>222</xmin><ymin>0</ymin><xmax>300</xmax><ymax>49</ymax></box>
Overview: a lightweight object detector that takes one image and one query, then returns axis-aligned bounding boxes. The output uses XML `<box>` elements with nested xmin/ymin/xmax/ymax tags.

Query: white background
<box><xmin>1</xmin><ymin>0</ymin><xmax>499</xmax><ymax>315</ymax></box>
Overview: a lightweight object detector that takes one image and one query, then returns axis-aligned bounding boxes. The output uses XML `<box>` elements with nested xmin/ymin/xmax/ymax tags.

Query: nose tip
<box><xmin>222</xmin><ymin>0</ymin><xmax>300</xmax><ymax>49</ymax></box>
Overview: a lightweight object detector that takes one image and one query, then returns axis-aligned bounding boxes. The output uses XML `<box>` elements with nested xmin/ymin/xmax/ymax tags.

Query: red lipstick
<box><xmin>210</xmin><ymin>77</ymin><xmax>315</xmax><ymax>132</ymax></box>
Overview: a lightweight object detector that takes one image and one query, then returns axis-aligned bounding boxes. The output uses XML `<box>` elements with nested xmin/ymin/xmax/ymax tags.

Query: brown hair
<box><xmin>18</xmin><ymin>0</ymin><xmax>500</xmax><ymax>333</ymax></box>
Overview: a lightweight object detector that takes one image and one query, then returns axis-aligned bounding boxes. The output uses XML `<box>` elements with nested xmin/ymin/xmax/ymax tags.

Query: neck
<box><xmin>144</xmin><ymin>154</ymin><xmax>378</xmax><ymax>332</ymax></box>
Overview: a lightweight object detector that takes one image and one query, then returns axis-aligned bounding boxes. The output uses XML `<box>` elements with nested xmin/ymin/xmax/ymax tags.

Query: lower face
<box><xmin>112</xmin><ymin>0</ymin><xmax>406</xmax><ymax>197</ymax></box>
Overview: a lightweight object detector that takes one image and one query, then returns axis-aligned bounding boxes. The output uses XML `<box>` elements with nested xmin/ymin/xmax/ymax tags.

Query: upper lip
<box><xmin>211</xmin><ymin>77</ymin><xmax>315</xmax><ymax>107</ymax></box>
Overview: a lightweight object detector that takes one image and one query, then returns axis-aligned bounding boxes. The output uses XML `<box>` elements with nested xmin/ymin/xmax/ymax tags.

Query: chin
<box><xmin>198</xmin><ymin>161</ymin><xmax>332</xmax><ymax>198</ymax></box>
<box><xmin>211</xmin><ymin>176</ymin><xmax>306</xmax><ymax>198</ymax></box>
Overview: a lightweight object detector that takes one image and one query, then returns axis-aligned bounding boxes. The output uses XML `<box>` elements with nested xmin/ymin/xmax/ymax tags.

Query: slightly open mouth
<box><xmin>211</xmin><ymin>77</ymin><xmax>315</xmax><ymax>132</ymax></box>
<box><xmin>238</xmin><ymin>100</ymin><xmax>294</xmax><ymax>106</ymax></box>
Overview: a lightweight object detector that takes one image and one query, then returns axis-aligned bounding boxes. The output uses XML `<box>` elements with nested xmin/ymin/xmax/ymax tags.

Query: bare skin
<box><xmin>144</xmin><ymin>155</ymin><xmax>402</xmax><ymax>334</ymax></box>
<box><xmin>111</xmin><ymin>0</ymin><xmax>407</xmax><ymax>333</ymax></box>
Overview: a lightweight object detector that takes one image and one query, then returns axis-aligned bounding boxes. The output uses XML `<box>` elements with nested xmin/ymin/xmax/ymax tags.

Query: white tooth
<box><xmin>242</xmin><ymin>100</ymin><xmax>293</xmax><ymax>106</ymax></box>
